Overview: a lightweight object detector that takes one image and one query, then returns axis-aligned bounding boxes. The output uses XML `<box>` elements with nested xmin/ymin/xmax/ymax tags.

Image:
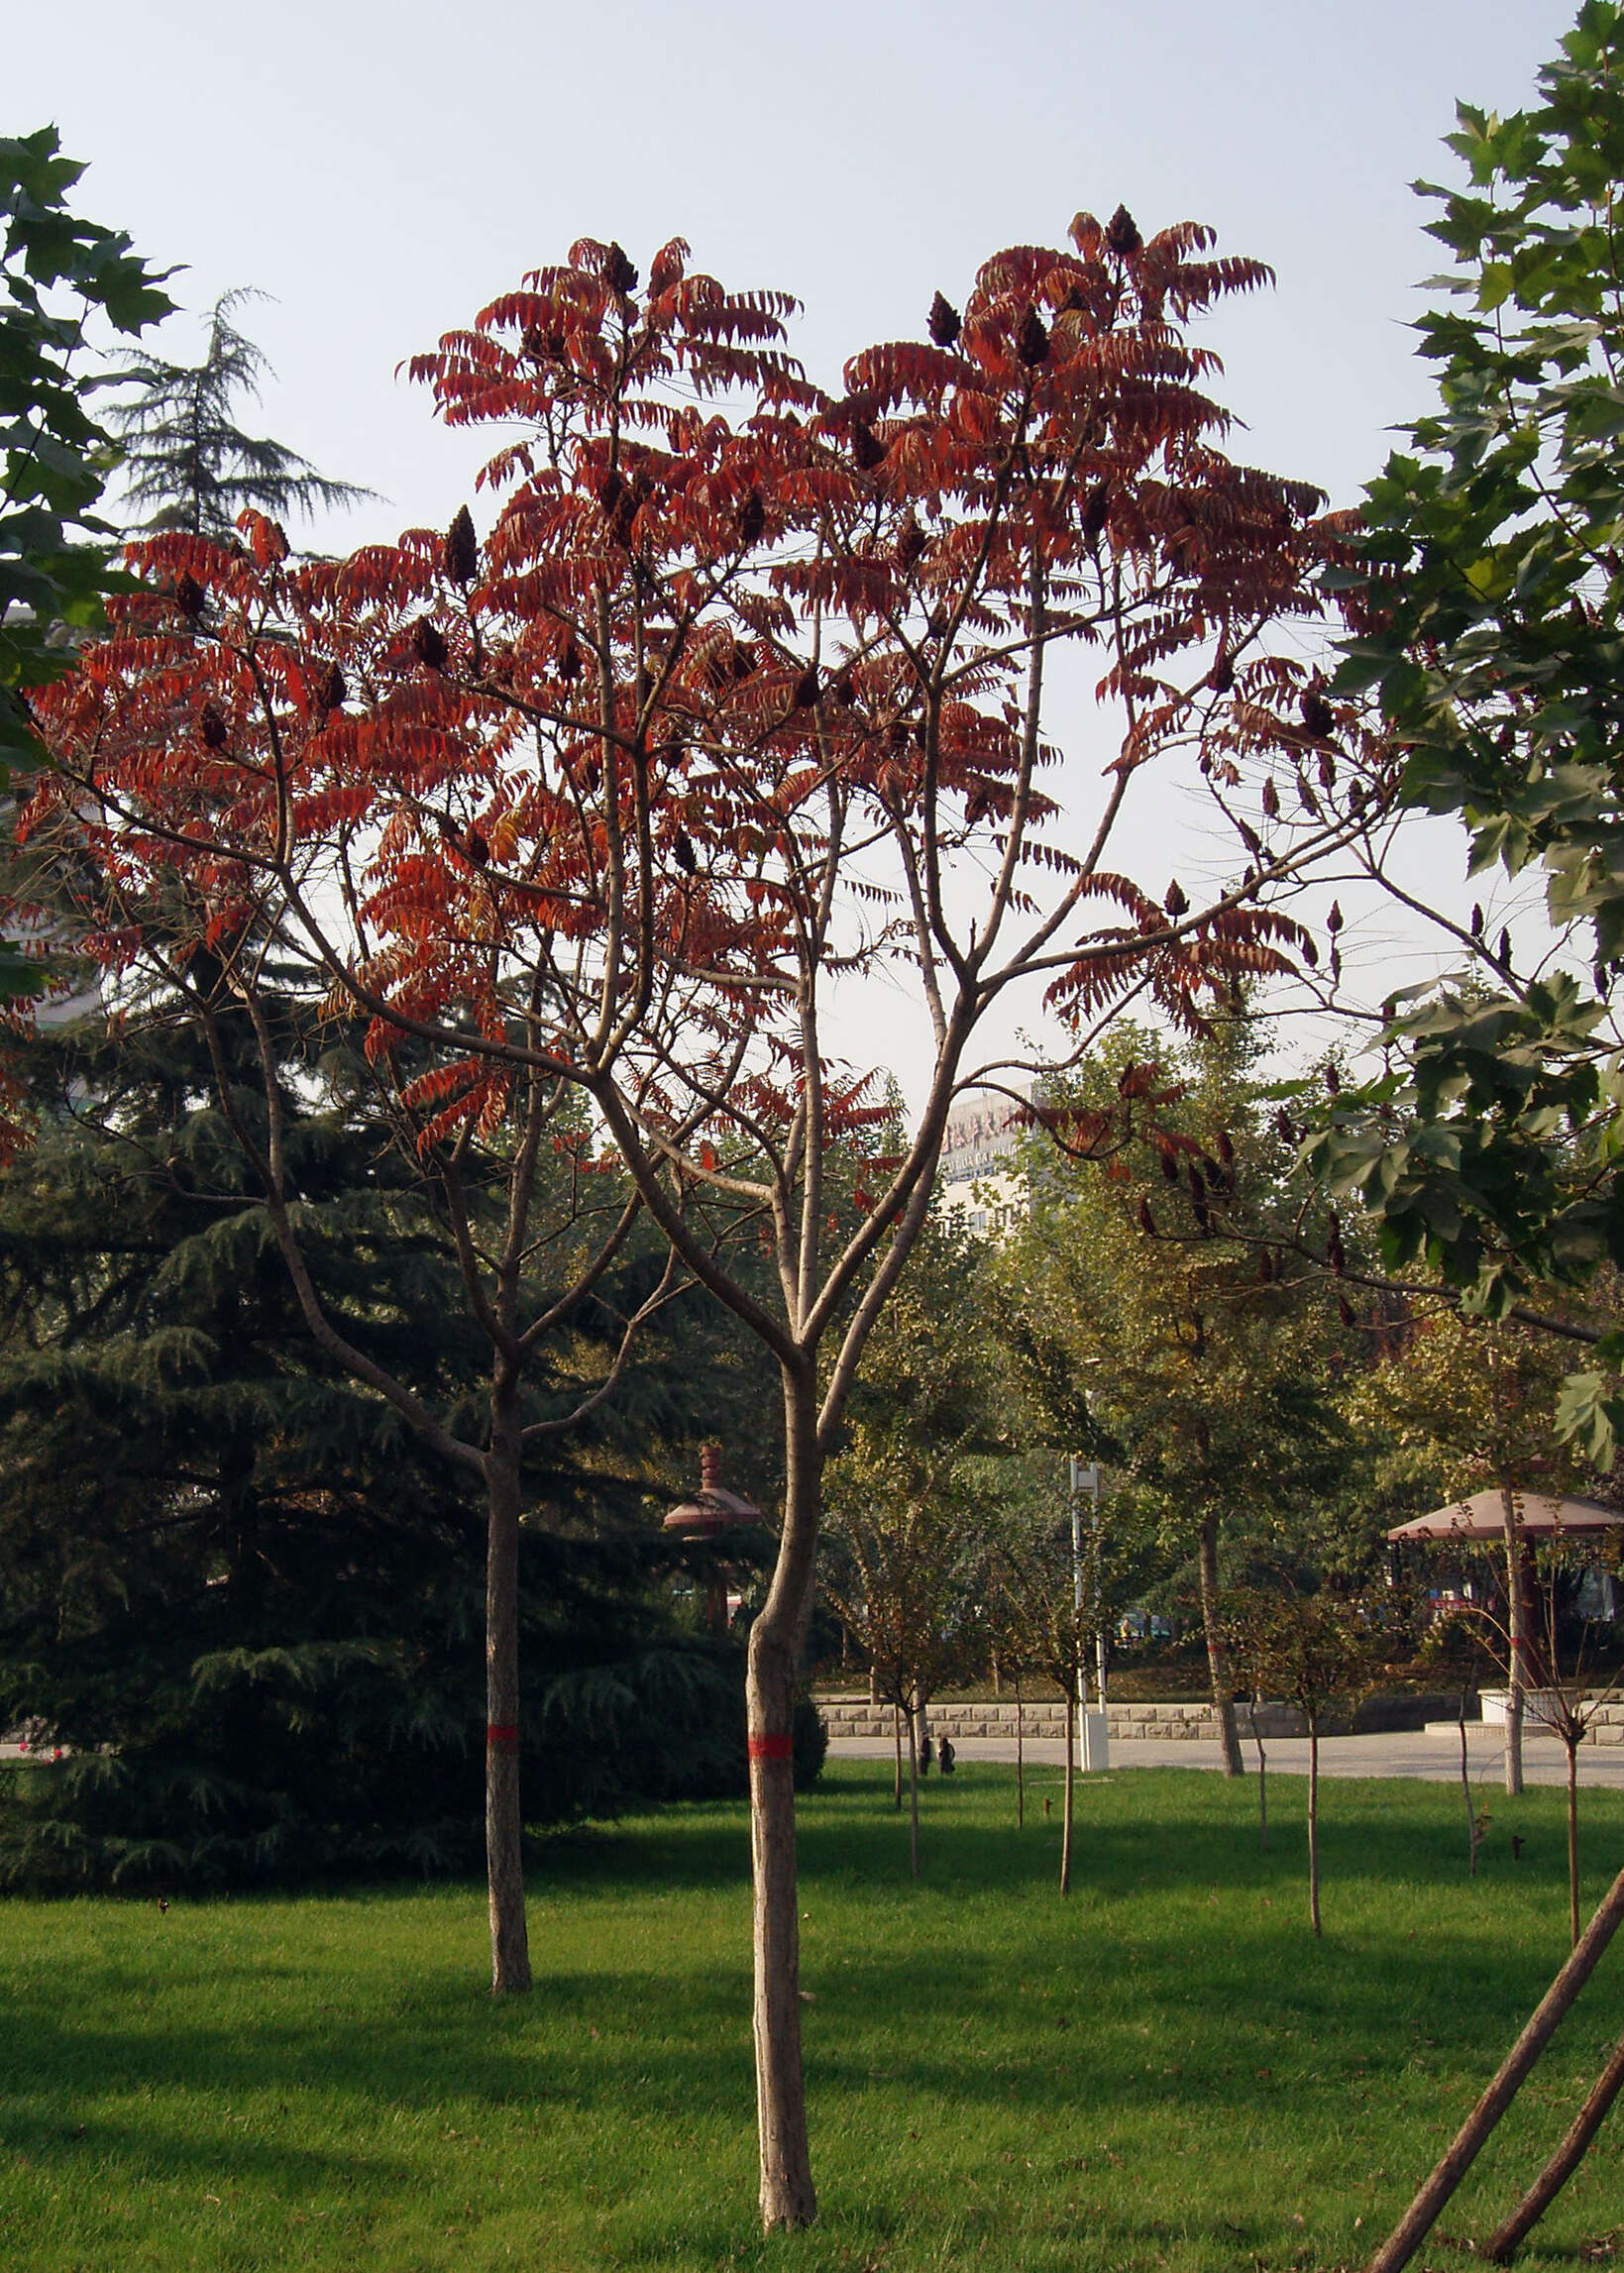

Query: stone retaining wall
<box><xmin>817</xmin><ymin>1698</ymin><xmax>1240</xmax><ymax>1742</ymax></box>
<box><xmin>815</xmin><ymin>1692</ymin><xmax>1623</xmax><ymax>1743</ymax></box>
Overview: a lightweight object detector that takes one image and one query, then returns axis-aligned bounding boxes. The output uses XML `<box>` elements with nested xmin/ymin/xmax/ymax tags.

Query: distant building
<box><xmin>934</xmin><ymin>1093</ymin><xmax>1028</xmax><ymax>1239</ymax></box>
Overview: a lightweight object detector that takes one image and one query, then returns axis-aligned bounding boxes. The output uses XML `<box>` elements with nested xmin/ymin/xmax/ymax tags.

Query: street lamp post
<box><xmin>1068</xmin><ymin>1454</ymin><xmax>1110</xmax><ymax>1773</ymax></box>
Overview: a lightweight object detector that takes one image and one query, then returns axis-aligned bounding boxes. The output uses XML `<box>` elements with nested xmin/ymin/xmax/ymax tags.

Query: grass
<box><xmin>1</xmin><ymin>1761</ymin><xmax>1622</xmax><ymax>2272</ymax></box>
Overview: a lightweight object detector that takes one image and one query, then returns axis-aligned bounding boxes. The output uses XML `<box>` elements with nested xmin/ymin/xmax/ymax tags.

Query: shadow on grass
<box><xmin>556</xmin><ymin>1758</ymin><xmax>1608</xmax><ymax>1918</ymax></box>
<box><xmin>2</xmin><ymin>1761</ymin><xmax>1616</xmax><ymax>2267</ymax></box>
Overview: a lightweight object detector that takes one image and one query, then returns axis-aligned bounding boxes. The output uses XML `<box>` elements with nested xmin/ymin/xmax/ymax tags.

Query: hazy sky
<box><xmin>11</xmin><ymin>0</ymin><xmax>1580</xmax><ymax>1097</ymax></box>
<box><xmin>16</xmin><ymin>0</ymin><xmax>1572</xmax><ymax>539</ymax></box>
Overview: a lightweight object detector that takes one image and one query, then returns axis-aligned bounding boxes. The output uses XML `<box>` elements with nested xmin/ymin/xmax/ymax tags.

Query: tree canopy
<box><xmin>1311</xmin><ymin>2</ymin><xmax>1624</xmax><ymax>1457</ymax></box>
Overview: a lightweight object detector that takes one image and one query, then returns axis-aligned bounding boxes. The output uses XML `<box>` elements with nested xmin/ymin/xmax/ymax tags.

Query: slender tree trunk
<box><xmin>1566</xmin><ymin>1736</ymin><xmax>1580</xmax><ymax>1949</ymax></box>
<box><xmin>907</xmin><ymin>1697</ymin><xmax>920</xmax><ymax>1879</ymax></box>
<box><xmin>1502</xmin><ymin>1489</ymin><xmax>1526</xmax><ymax>1796</ymax></box>
<box><xmin>1061</xmin><ymin>1687</ymin><xmax>1075</xmax><ymax>1896</ymax></box>
<box><xmin>485</xmin><ymin>1377</ymin><xmax>531</xmax><ymax>1996</ymax></box>
<box><xmin>893</xmin><ymin>1703</ymin><xmax>902</xmax><ymax>1809</ymax></box>
<box><xmin>1015</xmin><ymin>1671</ymin><xmax>1025</xmax><ymax>1830</ymax></box>
<box><xmin>1483</xmin><ymin>2026</ymin><xmax>1624</xmax><ymax>2261</ymax></box>
<box><xmin>1250</xmin><ymin>1691</ymin><xmax>1268</xmax><ymax>1854</ymax></box>
<box><xmin>746</xmin><ymin>1365</ymin><xmax>819</xmax><ymax>2231</ymax></box>
<box><xmin>1460</xmin><ymin>1687</ymin><xmax>1479</xmax><ymax>1879</ymax></box>
<box><xmin>1363</xmin><ymin>1859</ymin><xmax>1624</xmax><ymax>2273</ymax></box>
<box><xmin>1307</xmin><ymin>1718</ymin><xmax>1322</xmax><ymax>1938</ymax></box>
<box><xmin>1198</xmin><ymin>1511</ymin><xmax>1243</xmax><ymax>1777</ymax></box>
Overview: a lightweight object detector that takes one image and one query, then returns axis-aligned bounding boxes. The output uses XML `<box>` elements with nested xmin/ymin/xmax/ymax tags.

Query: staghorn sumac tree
<box><xmin>24</xmin><ymin>214</ymin><xmax>1386</xmax><ymax>2227</ymax></box>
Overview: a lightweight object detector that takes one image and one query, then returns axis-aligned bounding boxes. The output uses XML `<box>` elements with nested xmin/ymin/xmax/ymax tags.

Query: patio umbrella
<box><xmin>1386</xmin><ymin>1490</ymin><xmax>1622</xmax><ymax>1543</ymax></box>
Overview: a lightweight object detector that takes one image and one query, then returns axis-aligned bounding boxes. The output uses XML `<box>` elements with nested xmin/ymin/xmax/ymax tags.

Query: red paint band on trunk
<box><xmin>747</xmin><ymin>1734</ymin><xmax>794</xmax><ymax>1761</ymax></box>
<box><xmin>487</xmin><ymin>1723</ymin><xmax>519</xmax><ymax>1745</ymax></box>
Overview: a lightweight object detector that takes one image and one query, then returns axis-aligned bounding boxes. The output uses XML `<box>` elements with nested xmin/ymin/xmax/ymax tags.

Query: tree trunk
<box><xmin>1015</xmin><ymin>1672</ymin><xmax>1025</xmax><ymax>1830</ymax></box>
<box><xmin>1502</xmin><ymin>1488</ymin><xmax>1527</xmax><ymax>1796</ymax></box>
<box><xmin>893</xmin><ymin>1703</ymin><xmax>902</xmax><ymax>1809</ymax></box>
<box><xmin>1566</xmin><ymin>1736</ymin><xmax>1580</xmax><ymax>1949</ymax></box>
<box><xmin>1060</xmin><ymin>1687</ymin><xmax>1075</xmax><ymax>1896</ymax></box>
<box><xmin>1483</xmin><ymin>2025</ymin><xmax>1624</xmax><ymax>2261</ymax></box>
<box><xmin>1251</xmin><ymin>1692</ymin><xmax>1267</xmax><ymax>1854</ymax></box>
<box><xmin>1363</xmin><ymin>1858</ymin><xmax>1624</xmax><ymax>2273</ymax></box>
<box><xmin>485</xmin><ymin>1380</ymin><xmax>531</xmax><ymax>1996</ymax></box>
<box><xmin>1460</xmin><ymin>1689</ymin><xmax>1480</xmax><ymax>1880</ymax></box>
<box><xmin>746</xmin><ymin>1365</ymin><xmax>819</xmax><ymax>2231</ymax></box>
<box><xmin>1307</xmin><ymin>1718</ymin><xmax>1321</xmax><ymax>1938</ymax></box>
<box><xmin>1198</xmin><ymin>1511</ymin><xmax>1243</xmax><ymax>1777</ymax></box>
<box><xmin>907</xmin><ymin>1697</ymin><xmax>920</xmax><ymax>1880</ymax></box>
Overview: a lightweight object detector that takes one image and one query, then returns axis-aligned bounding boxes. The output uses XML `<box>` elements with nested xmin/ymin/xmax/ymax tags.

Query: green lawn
<box><xmin>1</xmin><ymin>1760</ymin><xmax>1621</xmax><ymax>2271</ymax></box>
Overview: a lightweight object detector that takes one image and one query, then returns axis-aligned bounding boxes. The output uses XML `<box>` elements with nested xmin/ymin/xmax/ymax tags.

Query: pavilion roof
<box><xmin>1387</xmin><ymin>1488</ymin><xmax>1622</xmax><ymax>1543</ymax></box>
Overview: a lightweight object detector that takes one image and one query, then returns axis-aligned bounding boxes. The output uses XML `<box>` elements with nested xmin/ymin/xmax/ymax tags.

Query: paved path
<box><xmin>828</xmin><ymin>1726</ymin><xmax>1624</xmax><ymax>1788</ymax></box>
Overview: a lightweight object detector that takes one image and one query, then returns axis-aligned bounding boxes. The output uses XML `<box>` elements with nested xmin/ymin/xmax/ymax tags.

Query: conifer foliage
<box><xmin>0</xmin><ymin>991</ymin><xmax>757</xmax><ymax>1890</ymax></box>
<box><xmin>107</xmin><ymin>289</ymin><xmax>373</xmax><ymax>539</ymax></box>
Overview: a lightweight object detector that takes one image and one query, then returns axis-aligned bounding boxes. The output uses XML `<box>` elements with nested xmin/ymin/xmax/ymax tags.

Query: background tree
<box><xmin>821</xmin><ymin>1228</ymin><xmax>997</xmax><ymax>1866</ymax></box>
<box><xmin>0</xmin><ymin>129</ymin><xmax>170</xmax><ymax>1011</ymax></box>
<box><xmin>1226</xmin><ymin>1583</ymin><xmax>1386</xmax><ymax>1935</ymax></box>
<box><xmin>107</xmin><ymin>289</ymin><xmax>373</xmax><ymax>540</ymax></box>
<box><xmin>1344</xmin><ymin>1304</ymin><xmax>1587</xmax><ymax>1791</ymax></box>
<box><xmin>0</xmin><ymin>983</ymin><xmax>741</xmax><ymax>1889</ymax></box>
<box><xmin>1223</xmin><ymin>1584</ymin><xmax>1278</xmax><ymax>1851</ymax></box>
<box><xmin>987</xmin><ymin>1474</ymin><xmax>1116</xmax><ymax>1896</ymax></box>
<box><xmin>1415</xmin><ymin>1608</ymin><xmax>1497</xmax><ymax>1878</ymax></box>
<box><xmin>1311</xmin><ymin>1</ymin><xmax>1624</xmax><ymax>1464</ymax></box>
<box><xmin>999</xmin><ymin>1017</ymin><xmax>1354</xmax><ymax>1778</ymax></box>
<box><xmin>21</xmin><ymin>215</ymin><xmax>1373</xmax><ymax>2228</ymax></box>
<box><xmin>821</xmin><ymin>1488</ymin><xmax>972</xmax><ymax>1876</ymax></box>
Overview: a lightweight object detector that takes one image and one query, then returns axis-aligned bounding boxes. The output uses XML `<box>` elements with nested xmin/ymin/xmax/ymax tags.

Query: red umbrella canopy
<box><xmin>1387</xmin><ymin>1489</ymin><xmax>1623</xmax><ymax>1543</ymax></box>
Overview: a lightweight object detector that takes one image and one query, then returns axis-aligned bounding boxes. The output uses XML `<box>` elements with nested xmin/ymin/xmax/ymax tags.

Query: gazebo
<box><xmin>1387</xmin><ymin>1490</ymin><xmax>1623</xmax><ymax>1745</ymax></box>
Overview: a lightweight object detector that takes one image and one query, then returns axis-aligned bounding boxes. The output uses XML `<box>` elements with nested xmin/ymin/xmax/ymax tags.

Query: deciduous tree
<box><xmin>999</xmin><ymin>1019</ymin><xmax>1354</xmax><ymax>1779</ymax></box>
<box><xmin>0</xmin><ymin>129</ymin><xmax>170</xmax><ymax>1013</ymax></box>
<box><xmin>1310</xmin><ymin>3</ymin><xmax>1624</xmax><ymax>1465</ymax></box>
<box><xmin>21</xmin><ymin>216</ymin><xmax>1371</xmax><ymax>2226</ymax></box>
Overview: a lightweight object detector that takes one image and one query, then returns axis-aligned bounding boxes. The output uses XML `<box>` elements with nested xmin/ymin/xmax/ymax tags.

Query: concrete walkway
<box><xmin>828</xmin><ymin>1725</ymin><xmax>1624</xmax><ymax>1788</ymax></box>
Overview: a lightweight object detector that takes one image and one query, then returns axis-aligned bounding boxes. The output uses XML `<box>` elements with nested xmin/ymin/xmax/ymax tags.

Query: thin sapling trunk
<box><xmin>907</xmin><ymin>1699</ymin><xmax>920</xmax><ymax>1879</ymax></box>
<box><xmin>1015</xmin><ymin>1670</ymin><xmax>1025</xmax><ymax>1830</ymax></box>
<box><xmin>1251</xmin><ymin>1689</ymin><xmax>1267</xmax><ymax>1854</ymax></box>
<box><xmin>1566</xmin><ymin>1734</ymin><xmax>1580</xmax><ymax>1949</ymax></box>
<box><xmin>1458</xmin><ymin>1681</ymin><xmax>1484</xmax><ymax>1879</ymax></box>
<box><xmin>1307</xmin><ymin>1715</ymin><xmax>1321</xmax><ymax>1937</ymax></box>
<box><xmin>1199</xmin><ymin>1511</ymin><xmax>1244</xmax><ymax>1777</ymax></box>
<box><xmin>1060</xmin><ymin>1688</ymin><xmax>1075</xmax><ymax>1896</ymax></box>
